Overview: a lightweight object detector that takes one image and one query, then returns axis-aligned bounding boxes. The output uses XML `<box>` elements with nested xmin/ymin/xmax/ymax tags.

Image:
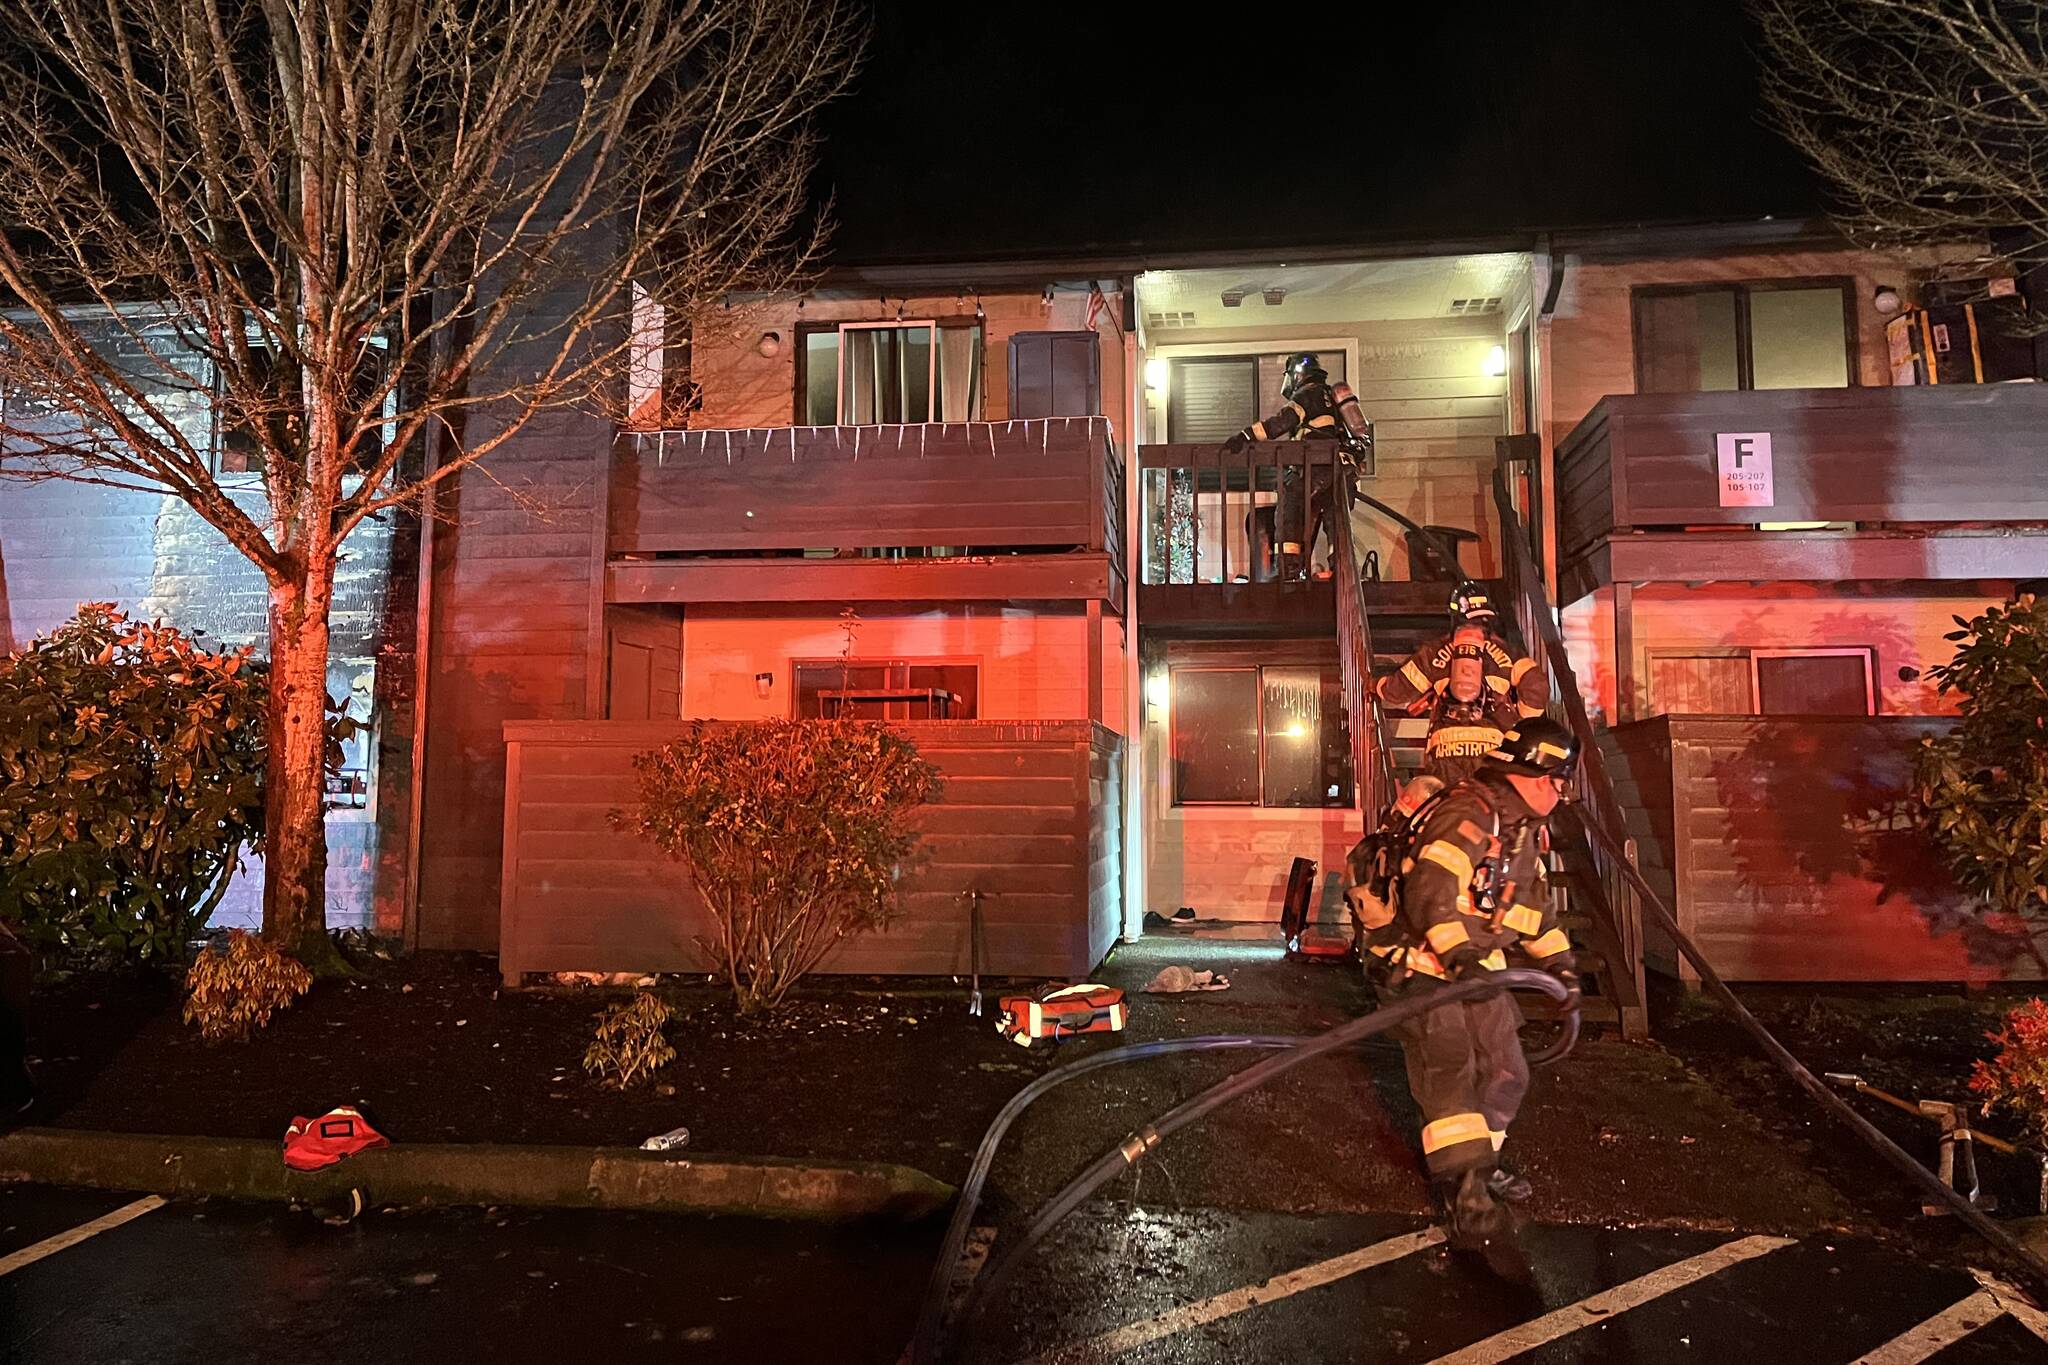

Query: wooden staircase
<box><xmin>1333</xmin><ymin>475</ymin><xmax>1648</xmax><ymax>1038</ymax></box>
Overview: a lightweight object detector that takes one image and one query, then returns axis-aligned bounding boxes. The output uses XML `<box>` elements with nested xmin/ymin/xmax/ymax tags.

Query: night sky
<box><xmin>811</xmin><ymin>0</ymin><xmax>1824</xmax><ymax>265</ymax></box>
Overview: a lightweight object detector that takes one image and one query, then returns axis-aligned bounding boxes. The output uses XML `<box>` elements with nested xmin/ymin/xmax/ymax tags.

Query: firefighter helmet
<box><xmin>1450</xmin><ymin>580</ymin><xmax>1497</xmax><ymax>623</ymax></box>
<box><xmin>1281</xmin><ymin>352</ymin><xmax>1328</xmax><ymax>399</ymax></box>
<box><xmin>1482</xmin><ymin>717</ymin><xmax>1579</xmax><ymax>779</ymax></box>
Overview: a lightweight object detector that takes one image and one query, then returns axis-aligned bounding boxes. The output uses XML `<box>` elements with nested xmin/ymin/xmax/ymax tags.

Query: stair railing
<box><xmin>1332</xmin><ymin>459</ymin><xmax>1398</xmax><ymax>823</ymax></box>
<box><xmin>1490</xmin><ymin>467</ymin><xmax>1648</xmax><ymax>1038</ymax></box>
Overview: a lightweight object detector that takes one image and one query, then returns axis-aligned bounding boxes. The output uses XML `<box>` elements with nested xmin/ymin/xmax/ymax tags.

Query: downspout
<box><xmin>1120</xmin><ymin>279</ymin><xmax>1146</xmax><ymax>944</ymax></box>
<box><xmin>1536</xmin><ymin>236</ymin><xmax>1566</xmax><ymax>600</ymax></box>
<box><xmin>401</xmin><ymin>417</ymin><xmax>438</xmax><ymax>953</ymax></box>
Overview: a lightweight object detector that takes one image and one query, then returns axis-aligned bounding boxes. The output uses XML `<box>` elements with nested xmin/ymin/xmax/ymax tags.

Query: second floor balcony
<box><xmin>1556</xmin><ymin>384</ymin><xmax>2048</xmax><ymax>601</ymax></box>
<box><xmin>606</xmin><ymin>416</ymin><xmax>1125</xmax><ymax>606</ymax></box>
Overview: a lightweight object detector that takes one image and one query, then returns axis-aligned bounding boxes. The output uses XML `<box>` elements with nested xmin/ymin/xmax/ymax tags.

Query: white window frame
<box><xmin>836</xmin><ymin>319</ymin><xmax>941</xmax><ymax>425</ymax></box>
<box><xmin>1749</xmin><ymin>647</ymin><xmax>1877</xmax><ymax>716</ymax></box>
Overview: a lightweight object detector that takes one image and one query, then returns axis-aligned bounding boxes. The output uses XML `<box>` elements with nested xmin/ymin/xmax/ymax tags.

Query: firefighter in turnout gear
<box><xmin>1220</xmin><ymin>353</ymin><xmax>1367</xmax><ymax>580</ymax></box>
<box><xmin>1377</xmin><ymin>581</ymin><xmax>1547</xmax><ymax>783</ymax></box>
<box><xmin>1378</xmin><ymin>717</ymin><xmax>1582</xmax><ymax>1282</ymax></box>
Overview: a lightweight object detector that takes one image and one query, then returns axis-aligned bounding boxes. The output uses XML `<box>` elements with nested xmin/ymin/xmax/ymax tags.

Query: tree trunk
<box><xmin>263</xmin><ymin>567</ymin><xmax>347</xmax><ymax>975</ymax></box>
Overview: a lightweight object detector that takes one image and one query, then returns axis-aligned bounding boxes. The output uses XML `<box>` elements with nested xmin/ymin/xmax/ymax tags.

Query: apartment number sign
<box><xmin>1714</xmin><ymin>431</ymin><xmax>1774</xmax><ymax>508</ymax></box>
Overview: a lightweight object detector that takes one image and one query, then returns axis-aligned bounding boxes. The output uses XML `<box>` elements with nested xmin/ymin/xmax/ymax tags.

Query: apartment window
<box><xmin>1169</xmin><ymin>664</ymin><xmax>1352</xmax><ymax>808</ymax></box>
<box><xmin>792</xmin><ymin>659</ymin><xmax>979</xmax><ymax>720</ymax></box>
<box><xmin>1163</xmin><ymin>351</ymin><xmax>1349</xmax><ymax>442</ymax></box>
<box><xmin>796</xmin><ymin>321</ymin><xmax>983</xmax><ymax>425</ymax></box>
<box><xmin>1633</xmin><ymin>281</ymin><xmax>1856</xmax><ymax>393</ymax></box>
<box><xmin>1753</xmin><ymin>648</ymin><xmax>1875</xmax><ymax>716</ymax></box>
<box><xmin>1646</xmin><ymin>646</ymin><xmax>1876</xmax><ymax>716</ymax></box>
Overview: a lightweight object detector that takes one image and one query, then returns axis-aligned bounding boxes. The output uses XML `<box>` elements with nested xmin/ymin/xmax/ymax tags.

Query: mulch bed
<box><xmin>15</xmin><ymin>938</ymin><xmax>1922</xmax><ymax>1244</ymax></box>
<box><xmin>22</xmin><ymin>950</ymin><xmax>1066</xmax><ymax>1186</ymax></box>
<box><xmin>1654</xmin><ymin>982</ymin><xmax>2046</xmax><ymax>1228</ymax></box>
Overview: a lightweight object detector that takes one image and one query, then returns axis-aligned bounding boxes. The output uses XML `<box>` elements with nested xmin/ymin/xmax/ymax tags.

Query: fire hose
<box><xmin>908</xmin><ymin>968</ymin><xmax>1580</xmax><ymax>1364</ymax></box>
<box><xmin>1576</xmin><ymin>815</ymin><xmax>2048</xmax><ymax>1293</ymax></box>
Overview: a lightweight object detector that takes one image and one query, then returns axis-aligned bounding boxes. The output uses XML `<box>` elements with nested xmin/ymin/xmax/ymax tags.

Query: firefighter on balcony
<box><xmin>1377</xmin><ymin>581</ymin><xmax>1546</xmax><ymax>783</ymax></box>
<box><xmin>1383</xmin><ymin>717</ymin><xmax>1581</xmax><ymax>1282</ymax></box>
<box><xmin>1219</xmin><ymin>352</ymin><xmax>1369</xmax><ymax>580</ymax></box>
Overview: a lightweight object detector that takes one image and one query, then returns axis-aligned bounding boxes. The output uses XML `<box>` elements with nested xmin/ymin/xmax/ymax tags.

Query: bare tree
<box><xmin>0</xmin><ymin>0</ymin><xmax>862</xmax><ymax>967</ymax></box>
<box><xmin>1756</xmin><ymin>0</ymin><xmax>2048</xmax><ymax>282</ymax></box>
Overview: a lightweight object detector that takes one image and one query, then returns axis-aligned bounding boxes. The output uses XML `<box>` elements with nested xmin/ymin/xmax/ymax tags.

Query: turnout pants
<box><xmin>1388</xmin><ymin>977</ymin><xmax>1528</xmax><ymax>1178</ymax></box>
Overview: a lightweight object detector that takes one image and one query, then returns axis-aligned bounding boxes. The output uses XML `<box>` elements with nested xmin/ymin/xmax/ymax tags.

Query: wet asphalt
<box><xmin>5</xmin><ymin>1183</ymin><xmax>2046</xmax><ymax>1364</ymax></box>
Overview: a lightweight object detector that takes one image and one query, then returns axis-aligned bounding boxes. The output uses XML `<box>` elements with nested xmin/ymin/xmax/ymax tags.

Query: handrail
<box><xmin>1332</xmin><ymin>460</ymin><xmax>1398</xmax><ymax>822</ymax></box>
<box><xmin>1139</xmin><ymin>441</ymin><xmax>1337</xmax><ymax>585</ymax></box>
<box><xmin>1489</xmin><ymin>467</ymin><xmax>1648</xmax><ymax>1036</ymax></box>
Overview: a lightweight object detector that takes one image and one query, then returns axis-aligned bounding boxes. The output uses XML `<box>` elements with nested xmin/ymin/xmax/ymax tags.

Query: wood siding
<box><xmin>1555</xmin><ymin>386</ymin><xmax>2048</xmax><ymax>590</ymax></box>
<box><xmin>1603</xmin><ymin>714</ymin><xmax>2043</xmax><ymax>982</ymax></box>
<box><xmin>417</xmin><ymin>403</ymin><xmax>611</xmax><ymax>949</ymax></box>
<box><xmin>499</xmin><ymin>720</ymin><xmax>1125</xmax><ymax>982</ymax></box>
<box><xmin>610</xmin><ymin>417</ymin><xmax>1121</xmax><ymax>560</ymax></box>
<box><xmin>0</xmin><ymin>475</ymin><xmax>411</xmax><ymax>933</ymax></box>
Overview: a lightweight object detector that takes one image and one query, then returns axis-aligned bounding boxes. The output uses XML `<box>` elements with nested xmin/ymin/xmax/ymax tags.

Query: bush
<box><xmin>0</xmin><ymin>605</ymin><xmax>268</xmax><ymax>967</ymax></box>
<box><xmin>1970</xmin><ymin>998</ymin><xmax>2048</xmax><ymax>1147</ymax></box>
<box><xmin>582</xmin><ymin>992</ymin><xmax>676</xmax><ymax>1088</ymax></box>
<box><xmin>618</xmin><ymin>720</ymin><xmax>939</xmax><ymax>1013</ymax></box>
<box><xmin>1914</xmin><ymin>594</ymin><xmax>2048</xmax><ymax>929</ymax></box>
<box><xmin>182</xmin><ymin>929</ymin><xmax>313</xmax><ymax>1042</ymax></box>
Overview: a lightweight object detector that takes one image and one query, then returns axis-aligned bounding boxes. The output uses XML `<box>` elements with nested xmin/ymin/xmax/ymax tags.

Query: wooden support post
<box><xmin>1614</xmin><ymin>579</ymin><xmax>1637</xmax><ymax>724</ymax></box>
<box><xmin>1086</xmin><ymin>597</ymin><xmax>1104</xmax><ymax>727</ymax></box>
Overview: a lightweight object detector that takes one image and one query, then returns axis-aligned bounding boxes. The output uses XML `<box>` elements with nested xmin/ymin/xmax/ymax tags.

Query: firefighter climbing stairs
<box><xmin>1331</xmin><ymin>466</ymin><xmax>1648</xmax><ymax>1038</ymax></box>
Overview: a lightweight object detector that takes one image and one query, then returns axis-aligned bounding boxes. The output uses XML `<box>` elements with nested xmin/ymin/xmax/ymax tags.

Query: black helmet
<box><xmin>1450</xmin><ymin>580</ymin><xmax>1497</xmax><ymax>623</ymax></box>
<box><xmin>1281</xmin><ymin>352</ymin><xmax>1328</xmax><ymax>399</ymax></box>
<box><xmin>1482</xmin><ymin>717</ymin><xmax>1580</xmax><ymax>779</ymax></box>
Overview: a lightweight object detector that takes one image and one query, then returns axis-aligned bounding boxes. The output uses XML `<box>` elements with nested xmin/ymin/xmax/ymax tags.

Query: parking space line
<box><xmin>0</xmin><ymin>1196</ymin><xmax>166</xmax><ymax>1278</ymax></box>
<box><xmin>1016</xmin><ymin>1227</ymin><xmax>1445</xmax><ymax>1365</ymax></box>
<box><xmin>1973</xmin><ymin>1269</ymin><xmax>2048</xmax><ymax>1344</ymax></box>
<box><xmin>1849</xmin><ymin>1290</ymin><xmax>2003</xmax><ymax>1363</ymax></box>
<box><xmin>1423</xmin><ymin>1234</ymin><xmax>1795</xmax><ymax>1365</ymax></box>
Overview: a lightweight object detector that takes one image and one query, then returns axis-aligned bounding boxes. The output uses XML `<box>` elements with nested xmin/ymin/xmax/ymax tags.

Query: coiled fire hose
<box><xmin>1576</xmin><ymin>815</ymin><xmax>2048</xmax><ymax>1294</ymax></box>
<box><xmin>908</xmin><ymin>968</ymin><xmax>1579</xmax><ymax>1364</ymax></box>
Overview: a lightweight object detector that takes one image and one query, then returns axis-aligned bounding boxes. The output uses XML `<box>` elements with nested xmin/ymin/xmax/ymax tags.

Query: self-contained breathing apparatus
<box><xmin>1347</xmin><ymin>776</ymin><xmax>1530</xmax><ymax>987</ymax></box>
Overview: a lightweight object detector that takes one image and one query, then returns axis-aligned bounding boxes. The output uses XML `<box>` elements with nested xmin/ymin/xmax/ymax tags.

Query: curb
<box><xmin>0</xmin><ymin>1127</ymin><xmax>955</xmax><ymax>1222</ymax></box>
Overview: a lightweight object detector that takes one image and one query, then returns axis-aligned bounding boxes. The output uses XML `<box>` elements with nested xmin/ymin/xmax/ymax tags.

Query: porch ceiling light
<box><xmin>1144</xmin><ymin>358</ymin><xmax>1170</xmax><ymax>391</ymax></box>
<box><xmin>1220</xmin><ymin>289</ymin><xmax>1245</xmax><ymax>308</ymax></box>
<box><xmin>1484</xmin><ymin>344</ymin><xmax>1508</xmax><ymax>377</ymax></box>
<box><xmin>1261</xmin><ymin>288</ymin><xmax>1286</xmax><ymax>306</ymax></box>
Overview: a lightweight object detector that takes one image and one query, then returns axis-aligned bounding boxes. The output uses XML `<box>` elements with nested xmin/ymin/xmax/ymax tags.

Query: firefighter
<box><xmin>1377</xmin><ymin>581</ymin><xmax>1546</xmax><ymax>783</ymax></box>
<box><xmin>1220</xmin><ymin>352</ymin><xmax>1355</xmax><ymax>580</ymax></box>
<box><xmin>1381</xmin><ymin>717</ymin><xmax>1581</xmax><ymax>1282</ymax></box>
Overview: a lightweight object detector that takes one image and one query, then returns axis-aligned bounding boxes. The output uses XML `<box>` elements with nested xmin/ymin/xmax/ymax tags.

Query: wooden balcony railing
<box><xmin>610</xmin><ymin>417</ymin><xmax>1124</xmax><ymax>565</ymax></box>
<box><xmin>1555</xmin><ymin>385</ymin><xmax>2048</xmax><ymax>591</ymax></box>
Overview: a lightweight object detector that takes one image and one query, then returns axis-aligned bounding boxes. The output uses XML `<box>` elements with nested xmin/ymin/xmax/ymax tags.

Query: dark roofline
<box><xmin>815</xmin><ymin>216</ymin><xmax>1866</xmax><ymax>291</ymax></box>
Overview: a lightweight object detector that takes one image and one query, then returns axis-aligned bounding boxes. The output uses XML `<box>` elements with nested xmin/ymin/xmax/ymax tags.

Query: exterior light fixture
<box><xmin>1484</xmin><ymin>344</ymin><xmax>1508</xmax><ymax>377</ymax></box>
<box><xmin>1261</xmin><ymin>288</ymin><xmax>1286</xmax><ymax>306</ymax></box>
<box><xmin>1143</xmin><ymin>673</ymin><xmax>1169</xmax><ymax>711</ymax></box>
<box><xmin>1144</xmin><ymin>358</ymin><xmax>1170</xmax><ymax>391</ymax></box>
<box><xmin>1284</xmin><ymin>720</ymin><xmax>1308</xmax><ymax>740</ymax></box>
<box><xmin>1220</xmin><ymin>289</ymin><xmax>1245</xmax><ymax>308</ymax></box>
<box><xmin>757</xmin><ymin>331</ymin><xmax>782</xmax><ymax>358</ymax></box>
<box><xmin>1873</xmin><ymin>286</ymin><xmax>1903</xmax><ymax>315</ymax></box>
<box><xmin>754</xmin><ymin>672</ymin><xmax>774</xmax><ymax>699</ymax></box>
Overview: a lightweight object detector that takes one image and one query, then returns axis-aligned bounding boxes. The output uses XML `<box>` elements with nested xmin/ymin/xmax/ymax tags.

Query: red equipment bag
<box><xmin>283</xmin><ymin>1105</ymin><xmax>390</xmax><ymax>1172</ymax></box>
<box><xmin>995</xmin><ymin>983</ymin><xmax>1127</xmax><ymax>1048</ymax></box>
